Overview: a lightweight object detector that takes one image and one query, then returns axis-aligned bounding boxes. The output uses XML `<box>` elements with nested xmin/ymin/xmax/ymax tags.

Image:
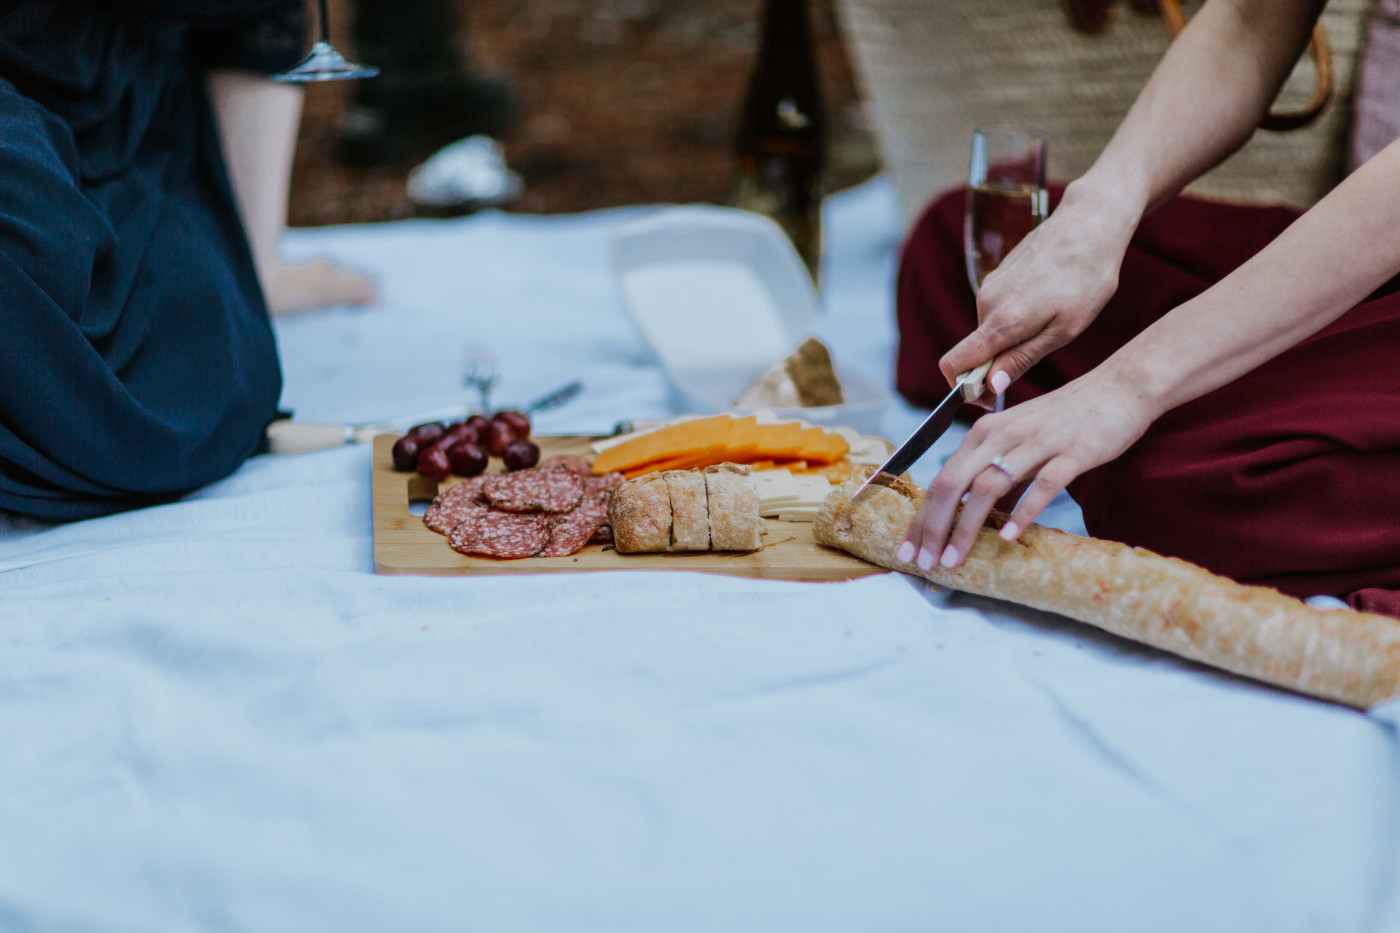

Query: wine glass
<box><xmin>964</xmin><ymin>125</ymin><xmax>1048</xmax><ymax>290</ymax></box>
<box><xmin>963</xmin><ymin>125</ymin><xmax>1047</xmax><ymax>409</ymax></box>
<box><xmin>272</xmin><ymin>0</ymin><xmax>380</xmax><ymax>83</ymax></box>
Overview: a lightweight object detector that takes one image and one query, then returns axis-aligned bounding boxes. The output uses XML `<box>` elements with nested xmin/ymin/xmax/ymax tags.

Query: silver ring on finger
<box><xmin>989</xmin><ymin>454</ymin><xmax>1017</xmax><ymax>483</ymax></box>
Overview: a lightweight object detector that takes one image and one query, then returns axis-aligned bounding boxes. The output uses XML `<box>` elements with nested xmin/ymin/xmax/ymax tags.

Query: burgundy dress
<box><xmin>894</xmin><ymin>185</ymin><xmax>1400</xmax><ymax>618</ymax></box>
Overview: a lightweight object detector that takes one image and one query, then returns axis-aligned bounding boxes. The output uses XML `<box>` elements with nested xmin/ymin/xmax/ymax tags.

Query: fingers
<box><xmin>900</xmin><ymin>418</ymin><xmax>1025</xmax><ymax>570</ymax></box>
<box><xmin>938</xmin><ymin>330</ymin><xmax>995</xmax><ymax>389</ymax></box>
<box><xmin>1002</xmin><ymin>456</ymin><xmax>1076</xmax><ymax>542</ymax></box>
<box><xmin>898</xmin><ymin>413</ymin><xmax>1082</xmax><ymax>571</ymax></box>
<box><xmin>943</xmin><ymin>454</ymin><xmax>1023</xmax><ymax>568</ymax></box>
<box><xmin>941</xmin><ymin>235</ymin><xmax>1116</xmax><ymax>401</ymax></box>
<box><xmin>899</xmin><ymin>452</ymin><xmax>1044</xmax><ymax>572</ymax></box>
<box><xmin>939</xmin><ymin>311</ymin><xmax>1061</xmax><ymax>400</ymax></box>
<box><xmin>900</xmin><ymin>467</ymin><xmax>968</xmax><ymax>571</ymax></box>
<box><xmin>944</xmin><ymin>314</ymin><xmax>1086</xmax><ymax>409</ymax></box>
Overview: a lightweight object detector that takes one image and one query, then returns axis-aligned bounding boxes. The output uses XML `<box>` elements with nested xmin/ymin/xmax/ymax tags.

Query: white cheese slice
<box><xmin>758</xmin><ymin>471</ymin><xmax>830</xmax><ymax>511</ymax></box>
<box><xmin>754</xmin><ymin>469</ymin><xmax>797</xmax><ymax>506</ymax></box>
<box><xmin>790</xmin><ymin>474</ymin><xmax>832</xmax><ymax>498</ymax></box>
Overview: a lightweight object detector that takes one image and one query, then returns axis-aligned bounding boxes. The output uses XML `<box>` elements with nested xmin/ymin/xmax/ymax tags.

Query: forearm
<box><xmin>207</xmin><ymin>70</ymin><xmax>302</xmax><ymax>288</ymax></box>
<box><xmin>1101</xmin><ymin>137</ymin><xmax>1400</xmax><ymax>417</ymax></box>
<box><xmin>906</xmin><ymin>0</ymin><xmax>1386</xmax><ymax>564</ymax></box>
<box><xmin>1071</xmin><ymin>0</ymin><xmax>1325</xmax><ymax>223</ymax></box>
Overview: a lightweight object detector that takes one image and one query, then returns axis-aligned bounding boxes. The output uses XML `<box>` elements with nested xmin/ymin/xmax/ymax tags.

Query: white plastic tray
<box><xmin>611</xmin><ymin>206</ymin><xmax>892</xmax><ymax>434</ymax></box>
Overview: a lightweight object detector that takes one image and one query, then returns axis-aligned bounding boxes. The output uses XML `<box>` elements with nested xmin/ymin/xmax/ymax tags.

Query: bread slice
<box><xmin>814</xmin><ymin>471</ymin><xmax>1400</xmax><ymax>710</ymax></box>
<box><xmin>703</xmin><ymin>462</ymin><xmax>763</xmax><ymax>551</ymax></box>
<box><xmin>663</xmin><ymin>469</ymin><xmax>710</xmax><ymax>551</ymax></box>
<box><xmin>608</xmin><ymin>463</ymin><xmax>763</xmax><ymax>554</ymax></box>
<box><xmin>607</xmin><ymin>472</ymin><xmax>671</xmax><ymax>553</ymax></box>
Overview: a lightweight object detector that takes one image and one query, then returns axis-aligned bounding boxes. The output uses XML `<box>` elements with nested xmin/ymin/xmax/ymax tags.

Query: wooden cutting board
<box><xmin>372</xmin><ymin>433</ymin><xmax>886</xmax><ymax>580</ymax></box>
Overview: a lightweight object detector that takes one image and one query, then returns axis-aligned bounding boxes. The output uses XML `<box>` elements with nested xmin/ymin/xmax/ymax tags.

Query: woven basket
<box><xmin>833</xmin><ymin>0</ymin><xmax>1371</xmax><ymax>220</ymax></box>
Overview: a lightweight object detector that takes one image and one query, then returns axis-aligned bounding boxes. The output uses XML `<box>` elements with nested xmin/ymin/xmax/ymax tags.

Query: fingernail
<box><xmin>1000</xmin><ymin>521</ymin><xmax>1019</xmax><ymax>541</ymax></box>
<box><xmin>990</xmin><ymin>370</ymin><xmax>1011</xmax><ymax>395</ymax></box>
<box><xmin>897</xmin><ymin>541</ymin><xmax>916</xmax><ymax>564</ymax></box>
<box><xmin>917</xmin><ymin>548</ymin><xmax>935</xmax><ymax>571</ymax></box>
<box><xmin>940</xmin><ymin>545</ymin><xmax>959</xmax><ymax>568</ymax></box>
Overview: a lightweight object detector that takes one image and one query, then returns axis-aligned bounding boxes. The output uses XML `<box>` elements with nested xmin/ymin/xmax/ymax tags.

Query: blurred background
<box><xmin>288</xmin><ymin>0</ymin><xmax>883</xmax><ymax>226</ymax></box>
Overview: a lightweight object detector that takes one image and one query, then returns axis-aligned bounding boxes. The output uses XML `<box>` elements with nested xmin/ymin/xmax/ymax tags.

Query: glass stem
<box><xmin>317</xmin><ymin>0</ymin><xmax>332</xmax><ymax>43</ymax></box>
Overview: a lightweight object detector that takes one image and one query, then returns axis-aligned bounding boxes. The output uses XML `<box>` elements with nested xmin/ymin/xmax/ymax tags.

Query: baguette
<box><xmin>609</xmin><ymin>463</ymin><xmax>764</xmax><ymax>553</ymax></box>
<box><xmin>814</xmin><ymin>473</ymin><xmax>1400</xmax><ymax>709</ymax></box>
<box><xmin>664</xmin><ymin>469</ymin><xmax>710</xmax><ymax>551</ymax></box>
<box><xmin>703</xmin><ymin>463</ymin><xmax>763</xmax><ymax>551</ymax></box>
<box><xmin>608</xmin><ymin>472</ymin><xmax>671</xmax><ymax>553</ymax></box>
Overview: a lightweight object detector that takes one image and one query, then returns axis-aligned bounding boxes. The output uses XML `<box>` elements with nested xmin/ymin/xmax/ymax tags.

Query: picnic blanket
<box><xmin>1</xmin><ymin>178</ymin><xmax>1397</xmax><ymax>931</ymax></box>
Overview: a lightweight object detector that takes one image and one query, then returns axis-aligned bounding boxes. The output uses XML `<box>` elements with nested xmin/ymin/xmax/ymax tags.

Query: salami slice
<box><xmin>448</xmin><ymin>510</ymin><xmax>557</xmax><ymax>559</ymax></box>
<box><xmin>535</xmin><ymin>475</ymin><xmax>615</xmax><ymax>557</ymax></box>
<box><xmin>423</xmin><ymin>476</ymin><xmax>489</xmax><ymax>536</ymax></box>
<box><xmin>537</xmin><ymin>511</ymin><xmax>604</xmax><ymax>557</ymax></box>
<box><xmin>482</xmin><ymin>468</ymin><xmax>584</xmax><ymax>513</ymax></box>
<box><xmin>589</xmin><ymin>523</ymin><xmax>613</xmax><ymax>545</ymax></box>
<box><xmin>538</xmin><ymin>455</ymin><xmax>592</xmax><ymax>477</ymax></box>
<box><xmin>585</xmin><ymin>471</ymin><xmax>623</xmax><ymax>497</ymax></box>
<box><xmin>577</xmin><ymin>473</ymin><xmax>622</xmax><ymax>514</ymax></box>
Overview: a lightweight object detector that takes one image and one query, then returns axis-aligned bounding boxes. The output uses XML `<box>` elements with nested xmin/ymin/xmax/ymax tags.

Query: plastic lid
<box><xmin>612</xmin><ymin>206</ymin><xmax>819</xmax><ymax>385</ymax></box>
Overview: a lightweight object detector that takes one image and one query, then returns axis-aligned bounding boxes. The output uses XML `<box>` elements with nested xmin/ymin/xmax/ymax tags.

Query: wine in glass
<box><xmin>272</xmin><ymin>0</ymin><xmax>380</xmax><ymax>83</ymax></box>
<box><xmin>964</xmin><ymin>125</ymin><xmax>1048</xmax><ymax>291</ymax></box>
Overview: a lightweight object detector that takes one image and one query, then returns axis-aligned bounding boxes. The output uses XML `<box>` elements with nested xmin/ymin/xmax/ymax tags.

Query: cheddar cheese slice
<box><xmin>592</xmin><ymin>414</ymin><xmax>733</xmax><ymax>475</ymax></box>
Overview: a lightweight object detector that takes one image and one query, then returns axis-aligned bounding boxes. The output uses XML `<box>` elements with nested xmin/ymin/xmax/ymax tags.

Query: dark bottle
<box><xmin>731</xmin><ymin>0</ymin><xmax>826</xmax><ymax>282</ymax></box>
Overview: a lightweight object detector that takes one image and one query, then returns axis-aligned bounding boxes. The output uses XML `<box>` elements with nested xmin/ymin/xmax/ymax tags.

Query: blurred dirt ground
<box><xmin>288</xmin><ymin>0</ymin><xmax>880</xmax><ymax>226</ymax></box>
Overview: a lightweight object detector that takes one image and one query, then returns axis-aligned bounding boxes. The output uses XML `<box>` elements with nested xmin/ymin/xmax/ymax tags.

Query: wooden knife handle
<box><xmin>958</xmin><ymin>360</ymin><xmax>994</xmax><ymax>402</ymax></box>
<box><xmin>264</xmin><ymin>419</ymin><xmax>353</xmax><ymax>455</ymax></box>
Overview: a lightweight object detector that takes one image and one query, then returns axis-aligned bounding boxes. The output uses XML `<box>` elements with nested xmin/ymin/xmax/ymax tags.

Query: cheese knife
<box><xmin>851</xmin><ymin>361</ymin><xmax>992</xmax><ymax>501</ymax></box>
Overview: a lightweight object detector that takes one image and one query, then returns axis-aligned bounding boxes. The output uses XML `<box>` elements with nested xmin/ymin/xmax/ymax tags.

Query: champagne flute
<box><xmin>272</xmin><ymin>0</ymin><xmax>380</xmax><ymax>83</ymax></box>
<box><xmin>963</xmin><ymin>125</ymin><xmax>1048</xmax><ymax>409</ymax></box>
<box><xmin>964</xmin><ymin>125</ymin><xmax>1048</xmax><ymax>290</ymax></box>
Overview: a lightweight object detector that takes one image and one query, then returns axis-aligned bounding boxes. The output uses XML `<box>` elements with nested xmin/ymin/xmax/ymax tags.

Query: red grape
<box><xmin>417</xmin><ymin>445</ymin><xmax>451</xmax><ymax>481</ymax></box>
<box><xmin>484</xmin><ymin>420</ymin><xmax>517</xmax><ymax>457</ymax></box>
<box><xmin>444</xmin><ymin>421</ymin><xmax>479</xmax><ymax>444</ymax></box>
<box><xmin>502</xmin><ymin>439</ymin><xmax>540</xmax><ymax>471</ymax></box>
<box><xmin>408</xmin><ymin>421</ymin><xmax>446</xmax><ymax>446</ymax></box>
<box><xmin>391</xmin><ymin>435</ymin><xmax>422</xmax><ymax>472</ymax></box>
<box><xmin>493</xmin><ymin>410</ymin><xmax>531</xmax><ymax>439</ymax></box>
<box><xmin>448</xmin><ymin>441</ymin><xmax>489</xmax><ymax>477</ymax></box>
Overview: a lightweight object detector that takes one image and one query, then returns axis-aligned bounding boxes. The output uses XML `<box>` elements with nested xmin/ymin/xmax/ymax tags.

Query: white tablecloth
<box><xmin>2</xmin><ymin>178</ymin><xmax>1396</xmax><ymax>931</ymax></box>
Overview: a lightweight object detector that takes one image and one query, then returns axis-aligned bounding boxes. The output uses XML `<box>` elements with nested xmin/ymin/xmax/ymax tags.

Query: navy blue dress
<box><xmin>0</xmin><ymin>1</ymin><xmax>302</xmax><ymax>520</ymax></box>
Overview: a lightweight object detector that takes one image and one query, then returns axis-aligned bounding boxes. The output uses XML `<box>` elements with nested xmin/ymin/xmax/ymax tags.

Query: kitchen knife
<box><xmin>850</xmin><ymin>361</ymin><xmax>992</xmax><ymax>501</ymax></box>
<box><xmin>264</xmin><ymin>380</ymin><xmax>585</xmax><ymax>455</ymax></box>
<box><xmin>522</xmin><ymin>380</ymin><xmax>583</xmax><ymax>415</ymax></box>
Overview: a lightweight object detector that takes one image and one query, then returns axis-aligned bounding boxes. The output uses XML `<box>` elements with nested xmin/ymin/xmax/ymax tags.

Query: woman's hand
<box><xmin>942</xmin><ymin>179</ymin><xmax>1142</xmax><ymax>405</ymax></box>
<box><xmin>897</xmin><ymin>369</ymin><xmax>1155</xmax><ymax>570</ymax></box>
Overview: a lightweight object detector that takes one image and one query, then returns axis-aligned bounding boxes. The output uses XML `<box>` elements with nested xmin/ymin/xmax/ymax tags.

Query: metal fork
<box><xmin>463</xmin><ymin>343</ymin><xmax>500</xmax><ymax>413</ymax></box>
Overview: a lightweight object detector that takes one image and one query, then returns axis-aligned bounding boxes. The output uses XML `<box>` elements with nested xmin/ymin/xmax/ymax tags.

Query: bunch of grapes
<box><xmin>391</xmin><ymin>410</ymin><xmax>539</xmax><ymax>480</ymax></box>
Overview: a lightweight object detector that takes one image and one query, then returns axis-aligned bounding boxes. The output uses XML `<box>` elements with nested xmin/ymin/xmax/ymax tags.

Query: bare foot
<box><xmin>267</xmin><ymin>257</ymin><xmax>377</xmax><ymax>316</ymax></box>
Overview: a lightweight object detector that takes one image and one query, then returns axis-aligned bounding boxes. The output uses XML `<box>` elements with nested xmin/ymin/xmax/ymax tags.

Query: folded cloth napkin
<box><xmin>894</xmin><ymin>186</ymin><xmax>1400</xmax><ymax>616</ymax></box>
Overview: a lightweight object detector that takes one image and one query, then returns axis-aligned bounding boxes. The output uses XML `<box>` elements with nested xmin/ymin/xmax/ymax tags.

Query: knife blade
<box><xmin>523</xmin><ymin>379</ymin><xmax>583</xmax><ymax>415</ymax></box>
<box><xmin>851</xmin><ymin>361</ymin><xmax>992</xmax><ymax>501</ymax></box>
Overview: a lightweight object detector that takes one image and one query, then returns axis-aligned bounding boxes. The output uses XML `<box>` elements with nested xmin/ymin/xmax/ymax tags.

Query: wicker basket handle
<box><xmin>1157</xmin><ymin>0</ymin><xmax>1332</xmax><ymax>131</ymax></box>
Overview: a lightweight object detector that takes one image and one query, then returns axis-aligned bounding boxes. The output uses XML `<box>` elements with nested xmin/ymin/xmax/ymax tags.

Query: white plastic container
<box><xmin>611</xmin><ymin>206</ymin><xmax>892</xmax><ymax>434</ymax></box>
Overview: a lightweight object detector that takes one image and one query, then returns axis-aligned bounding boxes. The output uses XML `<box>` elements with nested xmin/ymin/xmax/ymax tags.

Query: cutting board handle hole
<box><xmin>406</xmin><ymin>475</ymin><xmax>438</xmax><ymax>515</ymax></box>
